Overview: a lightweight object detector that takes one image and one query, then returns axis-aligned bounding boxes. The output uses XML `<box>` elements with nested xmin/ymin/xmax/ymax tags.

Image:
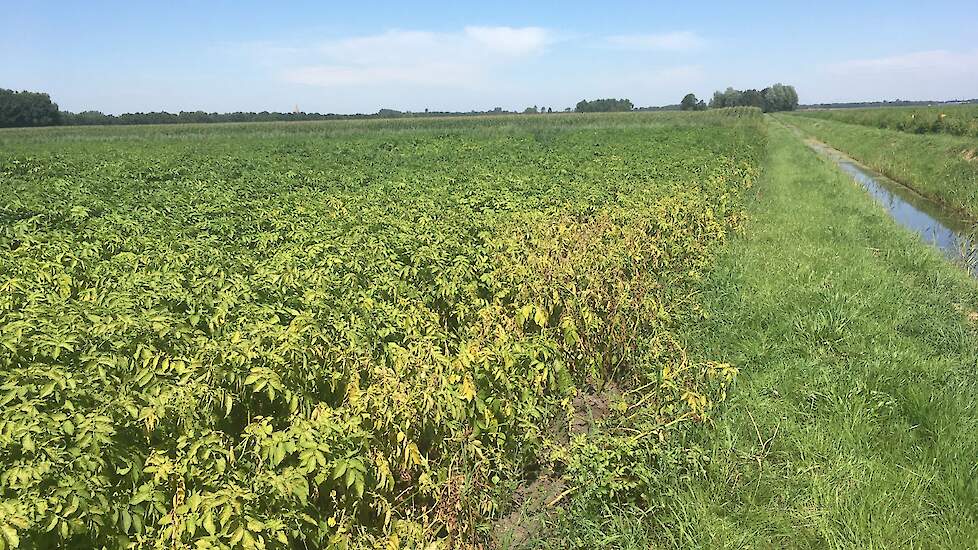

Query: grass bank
<box><xmin>665</xmin><ymin>121</ymin><xmax>978</xmax><ymax>548</ymax></box>
<box><xmin>781</xmin><ymin>114</ymin><xmax>978</xmax><ymax>219</ymax></box>
<box><xmin>793</xmin><ymin>104</ymin><xmax>978</xmax><ymax>138</ymax></box>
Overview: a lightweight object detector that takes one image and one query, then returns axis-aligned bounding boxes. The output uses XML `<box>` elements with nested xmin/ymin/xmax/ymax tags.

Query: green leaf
<box><xmin>45</xmin><ymin>517</ymin><xmax>58</xmax><ymax>533</ymax></box>
<box><xmin>331</xmin><ymin>461</ymin><xmax>346</xmax><ymax>481</ymax></box>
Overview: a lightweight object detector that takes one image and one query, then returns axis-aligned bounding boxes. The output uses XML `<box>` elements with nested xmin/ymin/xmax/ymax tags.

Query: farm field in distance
<box><xmin>794</xmin><ymin>103</ymin><xmax>978</xmax><ymax>138</ymax></box>
<box><xmin>0</xmin><ymin>110</ymin><xmax>764</xmax><ymax>548</ymax></box>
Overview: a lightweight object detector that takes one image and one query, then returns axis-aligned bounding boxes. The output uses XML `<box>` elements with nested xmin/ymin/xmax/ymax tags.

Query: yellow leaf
<box><xmin>460</xmin><ymin>376</ymin><xmax>476</xmax><ymax>402</ymax></box>
<box><xmin>534</xmin><ymin>305</ymin><xmax>548</xmax><ymax>327</ymax></box>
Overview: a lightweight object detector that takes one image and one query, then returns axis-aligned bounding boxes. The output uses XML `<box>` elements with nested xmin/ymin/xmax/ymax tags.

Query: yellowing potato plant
<box><xmin>0</xmin><ymin>110</ymin><xmax>764</xmax><ymax>549</ymax></box>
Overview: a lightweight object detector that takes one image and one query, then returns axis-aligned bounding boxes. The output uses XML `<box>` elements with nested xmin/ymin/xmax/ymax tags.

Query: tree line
<box><xmin>575</xmin><ymin>98</ymin><xmax>634</xmax><ymax>112</ymax></box>
<box><xmin>705</xmin><ymin>83</ymin><xmax>798</xmax><ymax>112</ymax></box>
<box><xmin>800</xmin><ymin>98</ymin><xmax>977</xmax><ymax>110</ymax></box>
<box><xmin>63</xmin><ymin>110</ymin><xmax>413</xmax><ymax>125</ymax></box>
<box><xmin>0</xmin><ymin>89</ymin><xmax>62</xmax><ymax>127</ymax></box>
<box><xmin>63</xmin><ymin>107</ymin><xmax>533</xmax><ymax>125</ymax></box>
<box><xmin>0</xmin><ymin>89</ymin><xmax>538</xmax><ymax>128</ymax></box>
<box><xmin>1</xmin><ymin>86</ymin><xmax>801</xmax><ymax>129</ymax></box>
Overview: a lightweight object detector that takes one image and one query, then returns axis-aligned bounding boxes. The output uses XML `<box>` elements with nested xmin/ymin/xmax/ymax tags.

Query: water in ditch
<box><xmin>806</xmin><ymin>140</ymin><xmax>977</xmax><ymax>277</ymax></box>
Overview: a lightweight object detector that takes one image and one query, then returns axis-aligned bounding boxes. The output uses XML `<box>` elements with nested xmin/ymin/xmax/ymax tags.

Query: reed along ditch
<box><xmin>804</xmin><ymin>139</ymin><xmax>977</xmax><ymax>277</ymax></box>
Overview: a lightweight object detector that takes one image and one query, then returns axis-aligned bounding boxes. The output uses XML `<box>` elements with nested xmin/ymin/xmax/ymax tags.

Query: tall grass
<box><xmin>795</xmin><ymin>104</ymin><xmax>978</xmax><ymax>138</ymax></box>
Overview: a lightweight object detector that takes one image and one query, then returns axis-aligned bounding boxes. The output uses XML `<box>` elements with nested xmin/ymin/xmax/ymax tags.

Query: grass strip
<box><xmin>781</xmin><ymin>114</ymin><xmax>978</xmax><ymax>220</ymax></box>
<box><xmin>665</xmin><ymin>120</ymin><xmax>978</xmax><ymax>549</ymax></box>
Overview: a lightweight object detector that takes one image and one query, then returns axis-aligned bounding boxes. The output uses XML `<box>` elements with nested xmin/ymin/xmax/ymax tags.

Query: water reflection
<box><xmin>807</xmin><ymin>141</ymin><xmax>977</xmax><ymax>277</ymax></box>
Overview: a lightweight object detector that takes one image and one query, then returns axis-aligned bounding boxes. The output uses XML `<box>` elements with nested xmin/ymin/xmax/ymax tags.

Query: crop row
<box><xmin>0</xmin><ymin>111</ymin><xmax>764</xmax><ymax>549</ymax></box>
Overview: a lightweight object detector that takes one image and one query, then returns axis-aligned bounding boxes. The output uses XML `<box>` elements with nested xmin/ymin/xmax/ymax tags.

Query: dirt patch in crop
<box><xmin>492</xmin><ymin>384</ymin><xmax>624</xmax><ymax>548</ymax></box>
<box><xmin>962</xmin><ymin>149</ymin><xmax>977</xmax><ymax>162</ymax></box>
<box><xmin>569</xmin><ymin>382</ymin><xmax>622</xmax><ymax>436</ymax></box>
<box><xmin>491</xmin><ymin>475</ymin><xmax>567</xmax><ymax>549</ymax></box>
<box><xmin>547</xmin><ymin>382</ymin><xmax>624</xmax><ymax>446</ymax></box>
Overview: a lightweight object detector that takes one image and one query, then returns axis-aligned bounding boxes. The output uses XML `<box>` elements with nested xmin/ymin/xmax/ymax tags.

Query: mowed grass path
<box><xmin>665</xmin><ymin>122</ymin><xmax>978</xmax><ymax>548</ymax></box>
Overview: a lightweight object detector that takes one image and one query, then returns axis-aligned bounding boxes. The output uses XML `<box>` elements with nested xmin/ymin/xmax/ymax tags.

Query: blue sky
<box><xmin>3</xmin><ymin>0</ymin><xmax>976</xmax><ymax>114</ymax></box>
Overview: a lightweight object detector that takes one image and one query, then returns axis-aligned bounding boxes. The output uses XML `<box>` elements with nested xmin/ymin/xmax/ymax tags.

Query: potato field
<box><xmin>0</xmin><ymin>110</ymin><xmax>764</xmax><ymax>548</ymax></box>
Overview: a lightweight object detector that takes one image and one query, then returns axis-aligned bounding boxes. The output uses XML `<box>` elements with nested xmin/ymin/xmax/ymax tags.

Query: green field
<box><xmin>0</xmin><ymin>110</ymin><xmax>763</xmax><ymax>548</ymax></box>
<box><xmin>794</xmin><ymin>104</ymin><xmax>978</xmax><ymax>138</ymax></box>
<box><xmin>3</xmin><ymin>110</ymin><xmax>978</xmax><ymax>549</ymax></box>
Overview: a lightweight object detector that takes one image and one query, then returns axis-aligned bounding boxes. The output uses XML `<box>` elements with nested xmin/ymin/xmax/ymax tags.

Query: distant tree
<box><xmin>547</xmin><ymin>107</ymin><xmax>553</xmax><ymax>113</ymax></box>
<box><xmin>708</xmin><ymin>91</ymin><xmax>723</xmax><ymax>109</ymax></box>
<box><xmin>680</xmin><ymin>93</ymin><xmax>702</xmax><ymax>111</ymax></box>
<box><xmin>761</xmin><ymin>83</ymin><xmax>799</xmax><ymax>112</ymax></box>
<box><xmin>708</xmin><ymin>84</ymin><xmax>799</xmax><ymax>112</ymax></box>
<box><xmin>709</xmin><ymin>87</ymin><xmax>744</xmax><ymax>109</ymax></box>
<box><xmin>575</xmin><ymin>98</ymin><xmax>634</xmax><ymax>113</ymax></box>
<box><xmin>0</xmin><ymin>88</ymin><xmax>62</xmax><ymax>127</ymax></box>
<box><xmin>741</xmin><ymin>89</ymin><xmax>765</xmax><ymax>109</ymax></box>
<box><xmin>523</xmin><ymin>105</ymin><xmax>539</xmax><ymax>114</ymax></box>
<box><xmin>785</xmin><ymin>85</ymin><xmax>799</xmax><ymax>111</ymax></box>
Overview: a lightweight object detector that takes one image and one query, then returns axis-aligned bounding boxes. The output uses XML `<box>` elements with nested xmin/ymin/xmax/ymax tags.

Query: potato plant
<box><xmin>0</xmin><ymin>111</ymin><xmax>764</xmax><ymax>548</ymax></box>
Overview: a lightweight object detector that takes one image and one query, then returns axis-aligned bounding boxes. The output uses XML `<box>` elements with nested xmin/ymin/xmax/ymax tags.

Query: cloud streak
<box><xmin>279</xmin><ymin>27</ymin><xmax>553</xmax><ymax>88</ymax></box>
<box><xmin>464</xmin><ymin>26</ymin><xmax>551</xmax><ymax>56</ymax></box>
<box><xmin>605</xmin><ymin>31</ymin><xmax>706</xmax><ymax>52</ymax></box>
<box><xmin>812</xmin><ymin>49</ymin><xmax>978</xmax><ymax>101</ymax></box>
<box><xmin>824</xmin><ymin>49</ymin><xmax>978</xmax><ymax>73</ymax></box>
<box><xmin>229</xmin><ymin>26</ymin><xmax>718</xmax><ymax>111</ymax></box>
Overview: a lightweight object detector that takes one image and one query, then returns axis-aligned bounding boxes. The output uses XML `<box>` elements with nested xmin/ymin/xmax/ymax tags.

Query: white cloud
<box><xmin>317</xmin><ymin>30</ymin><xmax>442</xmax><ymax>65</ymax></box>
<box><xmin>277</xmin><ymin>27</ymin><xmax>552</xmax><ymax>88</ymax></box>
<box><xmin>825</xmin><ymin>49</ymin><xmax>978</xmax><ymax>74</ymax></box>
<box><xmin>650</xmin><ymin>65</ymin><xmax>705</xmax><ymax>82</ymax></box>
<box><xmin>230</xmin><ymin>26</ymin><xmax>714</xmax><ymax>111</ymax></box>
<box><xmin>606</xmin><ymin>31</ymin><xmax>706</xmax><ymax>52</ymax></box>
<box><xmin>284</xmin><ymin>62</ymin><xmax>478</xmax><ymax>88</ymax></box>
<box><xmin>464</xmin><ymin>26</ymin><xmax>550</xmax><ymax>56</ymax></box>
<box><xmin>588</xmin><ymin>65</ymin><xmax>706</xmax><ymax>104</ymax></box>
<box><xmin>812</xmin><ymin>49</ymin><xmax>978</xmax><ymax>101</ymax></box>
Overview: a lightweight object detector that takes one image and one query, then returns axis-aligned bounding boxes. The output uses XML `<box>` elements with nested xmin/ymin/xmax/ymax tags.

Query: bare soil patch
<box><xmin>491</xmin><ymin>383</ymin><xmax>623</xmax><ymax>548</ymax></box>
<box><xmin>491</xmin><ymin>475</ymin><xmax>566</xmax><ymax>549</ymax></box>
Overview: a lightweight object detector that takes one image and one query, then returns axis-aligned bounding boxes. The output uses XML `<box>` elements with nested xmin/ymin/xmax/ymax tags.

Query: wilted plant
<box><xmin>0</xmin><ymin>111</ymin><xmax>763</xmax><ymax>549</ymax></box>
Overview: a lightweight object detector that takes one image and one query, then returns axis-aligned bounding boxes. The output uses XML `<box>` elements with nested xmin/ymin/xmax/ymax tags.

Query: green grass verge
<box><xmin>793</xmin><ymin>104</ymin><xmax>978</xmax><ymax>139</ymax></box>
<box><xmin>666</xmin><ymin>120</ymin><xmax>978</xmax><ymax>548</ymax></box>
<box><xmin>780</xmin><ymin>114</ymin><xmax>978</xmax><ymax>219</ymax></box>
